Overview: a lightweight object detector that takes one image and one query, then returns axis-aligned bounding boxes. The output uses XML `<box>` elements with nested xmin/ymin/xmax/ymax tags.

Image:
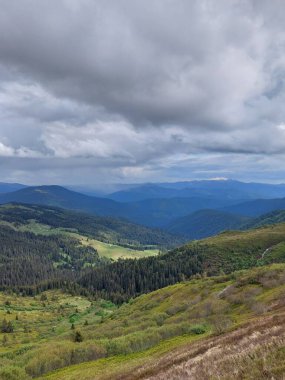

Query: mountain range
<box><xmin>0</xmin><ymin>184</ymin><xmax>243</xmax><ymax>227</ymax></box>
<box><xmin>0</xmin><ymin>180</ymin><xmax>285</xmax><ymax>239</ymax></box>
<box><xmin>108</xmin><ymin>179</ymin><xmax>285</xmax><ymax>202</ymax></box>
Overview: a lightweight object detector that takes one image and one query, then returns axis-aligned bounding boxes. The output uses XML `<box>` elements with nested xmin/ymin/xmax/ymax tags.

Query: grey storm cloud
<box><xmin>0</xmin><ymin>0</ymin><xmax>285</xmax><ymax>185</ymax></box>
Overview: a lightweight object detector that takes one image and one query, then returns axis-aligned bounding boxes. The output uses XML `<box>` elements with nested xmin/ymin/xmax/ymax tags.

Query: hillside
<box><xmin>77</xmin><ymin>222</ymin><xmax>285</xmax><ymax>302</ymax></box>
<box><xmin>0</xmin><ymin>210</ymin><xmax>285</xmax><ymax>378</ymax></box>
<box><xmin>0</xmin><ymin>224</ymin><xmax>104</xmax><ymax>291</ymax></box>
<box><xmin>0</xmin><ymin>203</ymin><xmax>181</xmax><ymax>249</ymax></box>
<box><xmin>0</xmin><ymin>264</ymin><xmax>284</xmax><ymax>379</ymax></box>
<box><xmin>166</xmin><ymin>209</ymin><xmax>250</xmax><ymax>239</ymax></box>
<box><xmin>0</xmin><ymin>203</ymin><xmax>182</xmax><ymax>294</ymax></box>
<box><xmin>2</xmin><ymin>204</ymin><xmax>285</xmax><ymax>302</ymax></box>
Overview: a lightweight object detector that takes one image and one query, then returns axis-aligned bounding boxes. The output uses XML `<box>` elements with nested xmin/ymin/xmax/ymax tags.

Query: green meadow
<box><xmin>16</xmin><ymin>221</ymin><xmax>159</xmax><ymax>261</ymax></box>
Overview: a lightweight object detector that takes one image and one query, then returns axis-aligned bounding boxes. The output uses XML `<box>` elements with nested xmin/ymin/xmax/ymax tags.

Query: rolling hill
<box><xmin>165</xmin><ymin>209</ymin><xmax>250</xmax><ymax>239</ymax></box>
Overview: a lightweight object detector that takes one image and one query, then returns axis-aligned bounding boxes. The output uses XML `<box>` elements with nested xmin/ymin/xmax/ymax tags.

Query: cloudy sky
<box><xmin>0</xmin><ymin>0</ymin><xmax>285</xmax><ymax>187</ymax></box>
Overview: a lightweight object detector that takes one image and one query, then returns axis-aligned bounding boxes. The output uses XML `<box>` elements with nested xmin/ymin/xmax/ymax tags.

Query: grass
<box><xmin>78</xmin><ymin>235</ymin><xmax>158</xmax><ymax>260</ymax></box>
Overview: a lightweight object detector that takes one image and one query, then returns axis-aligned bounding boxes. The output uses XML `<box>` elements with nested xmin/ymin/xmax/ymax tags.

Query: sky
<box><xmin>0</xmin><ymin>0</ymin><xmax>285</xmax><ymax>187</ymax></box>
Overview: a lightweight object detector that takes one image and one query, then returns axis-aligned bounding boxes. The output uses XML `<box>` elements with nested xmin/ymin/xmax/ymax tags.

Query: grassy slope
<box><xmin>173</xmin><ymin>222</ymin><xmax>285</xmax><ymax>275</ymax></box>
<box><xmin>0</xmin><ymin>264</ymin><xmax>285</xmax><ymax>379</ymax></box>
<box><xmin>40</xmin><ymin>263</ymin><xmax>285</xmax><ymax>380</ymax></box>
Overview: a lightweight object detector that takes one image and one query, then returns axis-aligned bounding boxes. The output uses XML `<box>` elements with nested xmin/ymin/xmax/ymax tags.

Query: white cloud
<box><xmin>0</xmin><ymin>1</ymin><xmax>285</xmax><ymax>184</ymax></box>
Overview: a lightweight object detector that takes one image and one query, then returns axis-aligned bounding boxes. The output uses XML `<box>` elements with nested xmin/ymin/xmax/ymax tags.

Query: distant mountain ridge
<box><xmin>0</xmin><ymin>182</ymin><xmax>26</xmax><ymax>193</ymax></box>
<box><xmin>0</xmin><ymin>185</ymin><xmax>123</xmax><ymax>216</ymax></box>
<box><xmin>0</xmin><ymin>185</ymin><xmax>243</xmax><ymax>227</ymax></box>
<box><xmin>1</xmin><ymin>181</ymin><xmax>285</xmax><ymax>231</ymax></box>
<box><xmin>108</xmin><ymin>179</ymin><xmax>285</xmax><ymax>202</ymax></box>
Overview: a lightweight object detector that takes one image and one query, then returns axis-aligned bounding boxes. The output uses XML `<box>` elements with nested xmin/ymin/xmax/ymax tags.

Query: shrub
<box><xmin>1</xmin><ymin>320</ymin><xmax>13</xmax><ymax>333</ymax></box>
<box><xmin>210</xmin><ymin>315</ymin><xmax>232</xmax><ymax>335</ymax></box>
<box><xmin>0</xmin><ymin>366</ymin><xmax>30</xmax><ymax>380</ymax></box>
<box><xmin>154</xmin><ymin>312</ymin><xmax>168</xmax><ymax>326</ymax></box>
<box><xmin>25</xmin><ymin>342</ymin><xmax>106</xmax><ymax>377</ymax></box>
<box><xmin>74</xmin><ymin>331</ymin><xmax>83</xmax><ymax>343</ymax></box>
<box><xmin>190</xmin><ymin>325</ymin><xmax>207</xmax><ymax>335</ymax></box>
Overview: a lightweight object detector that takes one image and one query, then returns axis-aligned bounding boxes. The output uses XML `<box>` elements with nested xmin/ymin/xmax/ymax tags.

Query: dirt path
<box><xmin>261</xmin><ymin>246</ymin><xmax>272</xmax><ymax>259</ymax></box>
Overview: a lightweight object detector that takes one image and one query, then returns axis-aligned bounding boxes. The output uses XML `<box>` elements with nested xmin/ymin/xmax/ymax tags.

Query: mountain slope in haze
<box><xmin>0</xmin><ymin>186</ymin><xmax>242</xmax><ymax>227</ymax></box>
<box><xmin>121</xmin><ymin>196</ymin><xmax>238</xmax><ymax>226</ymax></box>
<box><xmin>223</xmin><ymin>197</ymin><xmax>285</xmax><ymax>217</ymax></box>
<box><xmin>242</xmin><ymin>209</ymin><xmax>285</xmax><ymax>229</ymax></box>
<box><xmin>0</xmin><ymin>185</ymin><xmax>123</xmax><ymax>216</ymax></box>
<box><xmin>108</xmin><ymin>179</ymin><xmax>285</xmax><ymax>202</ymax></box>
<box><xmin>0</xmin><ymin>182</ymin><xmax>26</xmax><ymax>193</ymax></box>
<box><xmin>166</xmin><ymin>209</ymin><xmax>250</xmax><ymax>239</ymax></box>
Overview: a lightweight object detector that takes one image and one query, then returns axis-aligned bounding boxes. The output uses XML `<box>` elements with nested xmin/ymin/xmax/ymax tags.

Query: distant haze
<box><xmin>0</xmin><ymin>1</ymin><xmax>285</xmax><ymax>185</ymax></box>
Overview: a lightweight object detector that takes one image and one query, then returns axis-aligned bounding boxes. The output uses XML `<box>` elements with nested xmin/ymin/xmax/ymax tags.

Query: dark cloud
<box><xmin>0</xmin><ymin>0</ymin><xmax>284</xmax><ymax>185</ymax></box>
